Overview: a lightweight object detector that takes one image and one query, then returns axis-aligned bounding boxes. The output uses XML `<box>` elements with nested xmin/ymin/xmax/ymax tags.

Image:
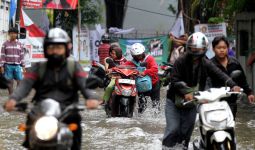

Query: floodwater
<box><xmin>0</xmin><ymin>87</ymin><xmax>255</xmax><ymax>150</ymax></box>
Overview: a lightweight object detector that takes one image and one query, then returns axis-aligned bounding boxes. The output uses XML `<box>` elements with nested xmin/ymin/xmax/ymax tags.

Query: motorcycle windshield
<box><xmin>34</xmin><ymin>99</ymin><xmax>62</xmax><ymax>118</ymax></box>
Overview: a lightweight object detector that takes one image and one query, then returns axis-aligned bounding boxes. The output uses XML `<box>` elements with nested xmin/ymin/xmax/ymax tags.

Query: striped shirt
<box><xmin>0</xmin><ymin>40</ymin><xmax>25</xmax><ymax>67</ymax></box>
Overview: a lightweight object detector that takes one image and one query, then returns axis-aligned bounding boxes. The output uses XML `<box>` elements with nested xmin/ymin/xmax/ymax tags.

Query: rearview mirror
<box><xmin>230</xmin><ymin>70</ymin><xmax>242</xmax><ymax>80</ymax></box>
<box><xmin>105</xmin><ymin>58</ymin><xmax>116</xmax><ymax>67</ymax></box>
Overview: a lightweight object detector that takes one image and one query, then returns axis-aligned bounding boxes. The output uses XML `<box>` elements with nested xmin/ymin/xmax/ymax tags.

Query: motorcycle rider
<box><xmin>124</xmin><ymin>43</ymin><xmax>160</xmax><ymax>110</ymax></box>
<box><xmin>162</xmin><ymin>32</ymin><xmax>241</xmax><ymax>149</ymax></box>
<box><xmin>98</xmin><ymin>33</ymin><xmax>111</xmax><ymax>65</ymax></box>
<box><xmin>102</xmin><ymin>45</ymin><xmax>127</xmax><ymax>106</ymax></box>
<box><xmin>210</xmin><ymin>36</ymin><xmax>254</xmax><ymax>119</ymax></box>
<box><xmin>4</xmin><ymin>28</ymin><xmax>99</xmax><ymax>150</ymax></box>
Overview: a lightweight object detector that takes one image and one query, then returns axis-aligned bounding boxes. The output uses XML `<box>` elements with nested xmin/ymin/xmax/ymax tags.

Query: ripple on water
<box><xmin>247</xmin><ymin>120</ymin><xmax>255</xmax><ymax>128</ymax></box>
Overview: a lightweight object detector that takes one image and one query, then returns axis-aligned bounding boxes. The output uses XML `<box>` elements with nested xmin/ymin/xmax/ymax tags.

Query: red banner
<box><xmin>22</xmin><ymin>0</ymin><xmax>78</xmax><ymax>9</ymax></box>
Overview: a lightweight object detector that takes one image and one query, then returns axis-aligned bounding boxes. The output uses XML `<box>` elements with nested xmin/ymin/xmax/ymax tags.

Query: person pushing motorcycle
<box><xmin>124</xmin><ymin>43</ymin><xmax>160</xmax><ymax>112</ymax></box>
<box><xmin>162</xmin><ymin>32</ymin><xmax>241</xmax><ymax>149</ymax></box>
<box><xmin>102</xmin><ymin>45</ymin><xmax>127</xmax><ymax>108</ymax></box>
<box><xmin>4</xmin><ymin>28</ymin><xmax>99</xmax><ymax>150</ymax></box>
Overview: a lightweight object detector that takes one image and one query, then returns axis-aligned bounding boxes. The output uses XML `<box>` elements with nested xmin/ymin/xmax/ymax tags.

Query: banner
<box><xmin>170</xmin><ymin>10</ymin><xmax>185</xmax><ymax>38</ymax></box>
<box><xmin>195</xmin><ymin>23</ymin><xmax>227</xmax><ymax>59</ymax></box>
<box><xmin>89</xmin><ymin>30</ymin><xmax>101</xmax><ymax>62</ymax></box>
<box><xmin>119</xmin><ymin>36</ymin><xmax>169</xmax><ymax>64</ymax></box>
<box><xmin>22</xmin><ymin>0</ymin><xmax>78</xmax><ymax>9</ymax></box>
<box><xmin>72</xmin><ymin>25</ymin><xmax>90</xmax><ymax>61</ymax></box>
<box><xmin>19</xmin><ymin>9</ymin><xmax>46</xmax><ymax>65</ymax></box>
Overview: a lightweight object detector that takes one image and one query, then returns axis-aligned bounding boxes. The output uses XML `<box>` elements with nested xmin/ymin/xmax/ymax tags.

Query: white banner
<box><xmin>72</xmin><ymin>25</ymin><xmax>90</xmax><ymax>61</ymax></box>
<box><xmin>20</xmin><ymin>37</ymin><xmax>45</xmax><ymax>67</ymax></box>
<box><xmin>195</xmin><ymin>23</ymin><xmax>227</xmax><ymax>59</ymax></box>
<box><xmin>89</xmin><ymin>30</ymin><xmax>101</xmax><ymax>62</ymax></box>
<box><xmin>170</xmin><ymin>11</ymin><xmax>185</xmax><ymax>38</ymax></box>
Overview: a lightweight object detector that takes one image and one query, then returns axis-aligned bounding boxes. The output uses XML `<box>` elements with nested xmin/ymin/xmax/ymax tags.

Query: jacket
<box><xmin>167</xmin><ymin>53</ymin><xmax>237</xmax><ymax>101</ymax></box>
<box><xmin>210</xmin><ymin>56</ymin><xmax>252</xmax><ymax>96</ymax></box>
<box><xmin>124</xmin><ymin>55</ymin><xmax>159</xmax><ymax>85</ymax></box>
<box><xmin>10</xmin><ymin>60</ymin><xmax>96</xmax><ymax>108</ymax></box>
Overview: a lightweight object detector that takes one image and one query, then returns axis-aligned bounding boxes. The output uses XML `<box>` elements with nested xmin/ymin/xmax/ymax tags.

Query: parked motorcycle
<box><xmin>89</xmin><ymin>60</ymin><xmax>108</xmax><ymax>88</ymax></box>
<box><xmin>106</xmin><ymin>65</ymin><xmax>139</xmax><ymax>117</ymax></box>
<box><xmin>183</xmin><ymin>87</ymin><xmax>242</xmax><ymax>150</ymax></box>
<box><xmin>15</xmin><ymin>99</ymin><xmax>85</xmax><ymax>150</ymax></box>
<box><xmin>158</xmin><ymin>62</ymin><xmax>173</xmax><ymax>87</ymax></box>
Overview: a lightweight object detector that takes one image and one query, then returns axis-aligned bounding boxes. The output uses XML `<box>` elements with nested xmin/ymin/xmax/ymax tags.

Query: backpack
<box><xmin>132</xmin><ymin>55</ymin><xmax>152</xmax><ymax>93</ymax></box>
<box><xmin>38</xmin><ymin>58</ymin><xmax>76</xmax><ymax>81</ymax></box>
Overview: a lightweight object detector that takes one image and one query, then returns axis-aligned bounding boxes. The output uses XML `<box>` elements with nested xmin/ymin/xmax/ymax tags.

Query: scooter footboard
<box><xmin>210</xmin><ymin>131</ymin><xmax>232</xmax><ymax>143</ymax></box>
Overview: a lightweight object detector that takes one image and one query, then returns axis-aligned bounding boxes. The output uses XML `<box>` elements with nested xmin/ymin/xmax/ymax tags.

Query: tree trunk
<box><xmin>178</xmin><ymin>0</ymin><xmax>192</xmax><ymax>33</ymax></box>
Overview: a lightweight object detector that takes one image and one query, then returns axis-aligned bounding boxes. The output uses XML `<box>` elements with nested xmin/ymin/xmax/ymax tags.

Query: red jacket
<box><xmin>98</xmin><ymin>43</ymin><xmax>110</xmax><ymax>65</ymax></box>
<box><xmin>124</xmin><ymin>55</ymin><xmax>159</xmax><ymax>85</ymax></box>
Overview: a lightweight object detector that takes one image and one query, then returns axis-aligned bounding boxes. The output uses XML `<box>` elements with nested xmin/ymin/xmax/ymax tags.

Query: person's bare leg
<box><xmin>8</xmin><ymin>79</ymin><xmax>14</xmax><ymax>95</ymax></box>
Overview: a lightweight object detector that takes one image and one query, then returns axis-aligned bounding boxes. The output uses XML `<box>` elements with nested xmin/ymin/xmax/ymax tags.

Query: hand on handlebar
<box><xmin>139</xmin><ymin>72</ymin><xmax>145</xmax><ymax>76</ymax></box>
<box><xmin>231</xmin><ymin>86</ymin><xmax>241</xmax><ymax>92</ymax></box>
<box><xmin>184</xmin><ymin>93</ymin><xmax>193</xmax><ymax>101</ymax></box>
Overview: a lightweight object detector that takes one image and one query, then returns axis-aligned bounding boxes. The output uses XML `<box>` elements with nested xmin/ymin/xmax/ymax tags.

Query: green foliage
<box><xmin>80</xmin><ymin>0</ymin><xmax>103</xmax><ymax>25</ymax></box>
<box><xmin>55</xmin><ymin>0</ymin><xmax>102</xmax><ymax>31</ymax></box>
<box><xmin>208</xmin><ymin>17</ymin><xmax>225</xmax><ymax>24</ymax></box>
<box><xmin>168</xmin><ymin>4</ymin><xmax>177</xmax><ymax>14</ymax></box>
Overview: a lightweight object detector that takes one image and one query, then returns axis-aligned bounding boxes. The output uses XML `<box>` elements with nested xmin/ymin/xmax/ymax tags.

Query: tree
<box><xmin>191</xmin><ymin>0</ymin><xmax>253</xmax><ymax>33</ymax></box>
<box><xmin>54</xmin><ymin>0</ymin><xmax>102</xmax><ymax>36</ymax></box>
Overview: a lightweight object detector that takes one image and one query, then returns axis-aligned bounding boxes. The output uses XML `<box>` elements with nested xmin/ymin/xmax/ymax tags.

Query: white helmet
<box><xmin>130</xmin><ymin>43</ymin><xmax>145</xmax><ymax>56</ymax></box>
<box><xmin>186</xmin><ymin>32</ymin><xmax>209</xmax><ymax>56</ymax></box>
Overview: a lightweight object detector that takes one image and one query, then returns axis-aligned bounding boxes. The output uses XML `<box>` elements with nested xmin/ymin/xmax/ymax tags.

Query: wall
<box><xmin>236</xmin><ymin>12</ymin><xmax>255</xmax><ymax>93</ymax></box>
<box><xmin>0</xmin><ymin>0</ymin><xmax>10</xmax><ymax>47</ymax></box>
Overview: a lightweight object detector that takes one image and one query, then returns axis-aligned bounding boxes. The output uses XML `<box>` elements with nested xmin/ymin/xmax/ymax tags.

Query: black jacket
<box><xmin>10</xmin><ymin>60</ymin><xmax>96</xmax><ymax>108</ymax></box>
<box><xmin>210</xmin><ymin>56</ymin><xmax>252</xmax><ymax>96</ymax></box>
<box><xmin>167</xmin><ymin>53</ymin><xmax>237</xmax><ymax>101</ymax></box>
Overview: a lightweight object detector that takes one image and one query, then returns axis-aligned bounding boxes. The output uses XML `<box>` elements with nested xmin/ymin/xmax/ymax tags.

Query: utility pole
<box><xmin>15</xmin><ymin>0</ymin><xmax>22</xmax><ymax>28</ymax></box>
<box><xmin>77</xmin><ymin>0</ymin><xmax>81</xmax><ymax>61</ymax></box>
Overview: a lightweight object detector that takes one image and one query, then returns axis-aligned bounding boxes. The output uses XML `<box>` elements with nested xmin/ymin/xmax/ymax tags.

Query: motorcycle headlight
<box><xmin>34</xmin><ymin>116</ymin><xmax>58</xmax><ymax>140</ymax></box>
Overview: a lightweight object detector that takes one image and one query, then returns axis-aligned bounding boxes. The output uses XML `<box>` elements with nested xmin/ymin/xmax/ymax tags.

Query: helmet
<box><xmin>101</xmin><ymin>34</ymin><xmax>110</xmax><ymax>43</ymax></box>
<box><xmin>43</xmin><ymin>28</ymin><xmax>71</xmax><ymax>58</ymax></box>
<box><xmin>8</xmin><ymin>27</ymin><xmax>19</xmax><ymax>33</ymax></box>
<box><xmin>186</xmin><ymin>32</ymin><xmax>209</xmax><ymax>56</ymax></box>
<box><xmin>130</xmin><ymin>43</ymin><xmax>145</xmax><ymax>56</ymax></box>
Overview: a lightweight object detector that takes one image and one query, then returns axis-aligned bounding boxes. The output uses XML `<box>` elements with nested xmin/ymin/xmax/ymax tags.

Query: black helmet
<box><xmin>8</xmin><ymin>27</ymin><xmax>19</xmax><ymax>33</ymax></box>
<box><xmin>101</xmin><ymin>34</ymin><xmax>110</xmax><ymax>43</ymax></box>
<box><xmin>43</xmin><ymin>28</ymin><xmax>71</xmax><ymax>58</ymax></box>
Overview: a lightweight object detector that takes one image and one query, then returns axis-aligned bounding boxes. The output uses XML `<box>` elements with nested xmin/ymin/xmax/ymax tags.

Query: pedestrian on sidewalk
<box><xmin>0</xmin><ymin>27</ymin><xmax>26</xmax><ymax>94</ymax></box>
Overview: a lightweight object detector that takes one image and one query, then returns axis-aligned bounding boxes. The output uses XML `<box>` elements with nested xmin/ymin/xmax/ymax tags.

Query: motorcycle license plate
<box><xmin>118</xmin><ymin>79</ymin><xmax>135</xmax><ymax>84</ymax></box>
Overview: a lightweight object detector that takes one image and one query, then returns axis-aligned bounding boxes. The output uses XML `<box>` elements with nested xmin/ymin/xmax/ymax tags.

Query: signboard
<box><xmin>194</xmin><ymin>23</ymin><xmax>227</xmax><ymax>59</ymax></box>
<box><xmin>118</xmin><ymin>36</ymin><xmax>169</xmax><ymax>64</ymax></box>
<box><xmin>20</xmin><ymin>36</ymin><xmax>45</xmax><ymax>64</ymax></box>
<box><xmin>22</xmin><ymin>0</ymin><xmax>78</xmax><ymax>9</ymax></box>
<box><xmin>72</xmin><ymin>26</ymin><xmax>90</xmax><ymax>61</ymax></box>
<box><xmin>89</xmin><ymin>30</ymin><xmax>101</xmax><ymax>62</ymax></box>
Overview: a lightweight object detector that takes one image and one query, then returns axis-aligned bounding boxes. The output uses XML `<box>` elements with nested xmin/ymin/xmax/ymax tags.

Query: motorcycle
<box><xmin>106</xmin><ymin>65</ymin><xmax>139</xmax><ymax>117</ymax></box>
<box><xmin>15</xmin><ymin>99</ymin><xmax>85</xmax><ymax>150</ymax></box>
<box><xmin>181</xmin><ymin>87</ymin><xmax>242</xmax><ymax>150</ymax></box>
<box><xmin>89</xmin><ymin>60</ymin><xmax>109</xmax><ymax>88</ymax></box>
<box><xmin>158</xmin><ymin>62</ymin><xmax>173</xmax><ymax>87</ymax></box>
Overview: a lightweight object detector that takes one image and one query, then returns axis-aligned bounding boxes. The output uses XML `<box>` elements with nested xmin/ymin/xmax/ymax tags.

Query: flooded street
<box><xmin>0</xmin><ymin>87</ymin><xmax>255</xmax><ymax>150</ymax></box>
